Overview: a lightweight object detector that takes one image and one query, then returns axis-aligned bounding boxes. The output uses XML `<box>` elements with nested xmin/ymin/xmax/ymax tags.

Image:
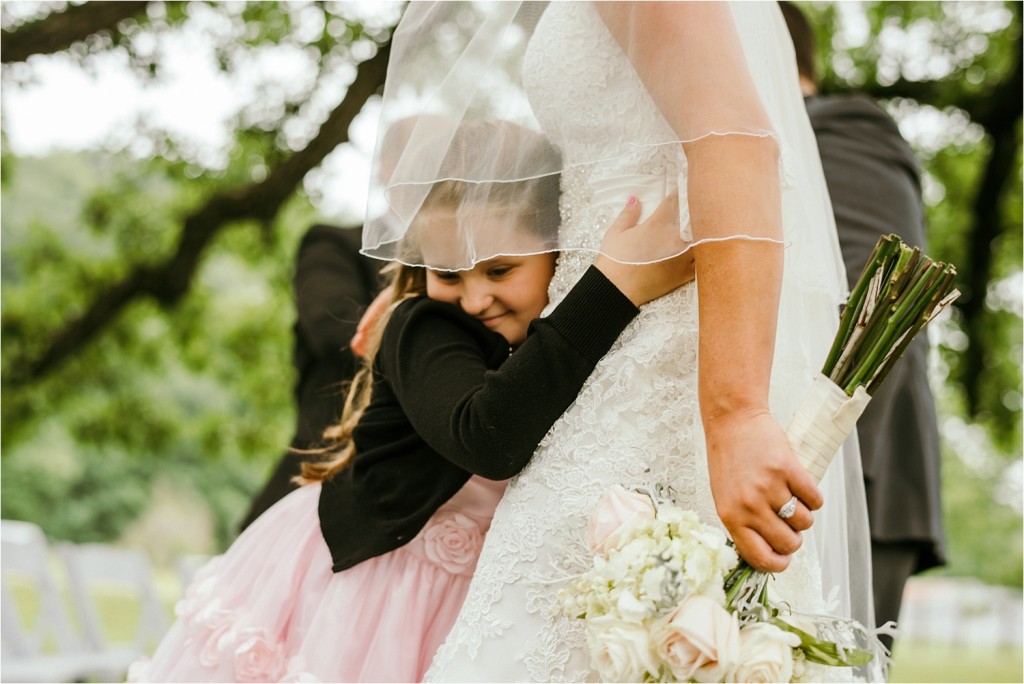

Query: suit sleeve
<box><xmin>294</xmin><ymin>227</ymin><xmax>376</xmax><ymax>359</ymax></box>
<box><xmin>381</xmin><ymin>266</ymin><xmax>638</xmax><ymax>479</ymax></box>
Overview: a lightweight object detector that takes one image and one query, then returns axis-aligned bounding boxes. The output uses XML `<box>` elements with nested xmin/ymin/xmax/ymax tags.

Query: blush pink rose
<box><xmin>233</xmin><ymin>628</ymin><xmax>287</xmax><ymax>682</ymax></box>
<box><xmin>585</xmin><ymin>485</ymin><xmax>656</xmax><ymax>554</ymax></box>
<box><xmin>422</xmin><ymin>511</ymin><xmax>483</xmax><ymax>575</ymax></box>
<box><xmin>654</xmin><ymin>594</ymin><xmax>740</xmax><ymax>683</ymax></box>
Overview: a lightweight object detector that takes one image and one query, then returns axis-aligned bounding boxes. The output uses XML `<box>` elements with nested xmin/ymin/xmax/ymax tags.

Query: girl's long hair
<box><xmin>296</xmin><ymin>263</ymin><xmax>426</xmax><ymax>483</ymax></box>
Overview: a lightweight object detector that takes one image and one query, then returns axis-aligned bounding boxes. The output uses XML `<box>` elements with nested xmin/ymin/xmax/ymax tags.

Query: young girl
<box><xmin>129</xmin><ymin>121</ymin><xmax>693</xmax><ymax>683</ymax></box>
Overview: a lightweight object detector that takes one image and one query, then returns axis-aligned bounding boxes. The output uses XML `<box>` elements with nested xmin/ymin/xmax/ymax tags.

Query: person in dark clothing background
<box><xmin>781</xmin><ymin>1</ymin><xmax>946</xmax><ymax>653</ymax></box>
<box><xmin>239</xmin><ymin>224</ymin><xmax>383</xmax><ymax>531</ymax></box>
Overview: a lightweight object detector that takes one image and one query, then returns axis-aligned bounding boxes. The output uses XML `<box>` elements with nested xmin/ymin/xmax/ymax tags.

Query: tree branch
<box><xmin>1</xmin><ymin>1</ymin><xmax>150</xmax><ymax>63</ymax></box>
<box><xmin>955</xmin><ymin>32</ymin><xmax>1023</xmax><ymax>415</ymax></box>
<box><xmin>18</xmin><ymin>40</ymin><xmax>391</xmax><ymax>384</ymax></box>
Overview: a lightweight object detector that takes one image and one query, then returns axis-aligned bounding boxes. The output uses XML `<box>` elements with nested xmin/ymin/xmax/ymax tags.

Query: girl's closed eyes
<box><xmin>425</xmin><ymin>249</ymin><xmax>557</xmax><ymax>347</ymax></box>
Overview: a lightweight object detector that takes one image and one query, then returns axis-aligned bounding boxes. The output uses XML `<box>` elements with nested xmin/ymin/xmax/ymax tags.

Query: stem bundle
<box><xmin>822</xmin><ymin>234</ymin><xmax>960</xmax><ymax>397</ymax></box>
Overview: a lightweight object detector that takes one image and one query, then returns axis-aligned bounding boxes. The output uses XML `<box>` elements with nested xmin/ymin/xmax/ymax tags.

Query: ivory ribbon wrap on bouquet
<box><xmin>785</xmin><ymin>374</ymin><xmax>871</xmax><ymax>484</ymax></box>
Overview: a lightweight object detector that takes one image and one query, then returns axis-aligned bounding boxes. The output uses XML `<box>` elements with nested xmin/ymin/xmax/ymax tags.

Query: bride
<box><xmin>364</xmin><ymin>2</ymin><xmax>876</xmax><ymax>681</ymax></box>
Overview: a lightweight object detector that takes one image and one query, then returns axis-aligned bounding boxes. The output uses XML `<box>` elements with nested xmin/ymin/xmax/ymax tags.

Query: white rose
<box><xmin>586</xmin><ymin>614</ymin><xmax>661</xmax><ymax>682</ymax></box>
<box><xmin>653</xmin><ymin>594</ymin><xmax>740</xmax><ymax>683</ymax></box>
<box><xmin>586</xmin><ymin>486</ymin><xmax>656</xmax><ymax>555</ymax></box>
<box><xmin>734</xmin><ymin>623</ymin><xmax>802</xmax><ymax>683</ymax></box>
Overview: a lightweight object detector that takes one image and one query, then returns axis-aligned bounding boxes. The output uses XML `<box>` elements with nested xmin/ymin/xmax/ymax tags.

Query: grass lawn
<box><xmin>891</xmin><ymin>641</ymin><xmax>1024</xmax><ymax>683</ymax></box>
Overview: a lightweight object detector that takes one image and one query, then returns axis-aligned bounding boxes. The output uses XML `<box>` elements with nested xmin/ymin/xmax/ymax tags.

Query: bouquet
<box><xmin>562</xmin><ymin>236</ymin><xmax>959</xmax><ymax>682</ymax></box>
<box><xmin>786</xmin><ymin>233</ymin><xmax>960</xmax><ymax>484</ymax></box>
<box><xmin>561</xmin><ymin>485</ymin><xmax>871</xmax><ymax>683</ymax></box>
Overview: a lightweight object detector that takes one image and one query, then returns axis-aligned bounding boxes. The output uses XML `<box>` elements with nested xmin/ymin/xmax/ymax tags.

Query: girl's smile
<box><xmin>425</xmin><ymin>251</ymin><xmax>557</xmax><ymax>347</ymax></box>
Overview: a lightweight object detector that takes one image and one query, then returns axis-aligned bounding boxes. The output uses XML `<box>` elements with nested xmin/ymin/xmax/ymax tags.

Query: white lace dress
<box><xmin>426</xmin><ymin>3</ymin><xmax>837</xmax><ymax>681</ymax></box>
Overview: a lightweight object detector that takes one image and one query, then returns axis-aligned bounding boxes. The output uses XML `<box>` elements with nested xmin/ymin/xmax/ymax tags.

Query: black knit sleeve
<box><xmin>379</xmin><ymin>266</ymin><xmax>638</xmax><ymax>479</ymax></box>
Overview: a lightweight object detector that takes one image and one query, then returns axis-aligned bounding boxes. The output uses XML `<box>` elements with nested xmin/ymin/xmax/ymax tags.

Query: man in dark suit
<box><xmin>239</xmin><ymin>224</ymin><xmax>383</xmax><ymax>531</ymax></box>
<box><xmin>780</xmin><ymin>2</ymin><xmax>946</xmax><ymax>652</ymax></box>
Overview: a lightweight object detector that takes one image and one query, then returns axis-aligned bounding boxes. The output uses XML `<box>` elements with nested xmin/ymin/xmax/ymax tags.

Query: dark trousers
<box><xmin>872</xmin><ymin>540</ymin><xmax>921</xmax><ymax>655</ymax></box>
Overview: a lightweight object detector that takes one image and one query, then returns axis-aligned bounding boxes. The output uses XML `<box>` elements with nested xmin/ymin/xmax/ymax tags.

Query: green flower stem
<box><xmin>856</xmin><ymin>262</ymin><xmax>952</xmax><ymax>391</ymax></box>
<box><xmin>868</xmin><ymin>269</ymin><xmax>958</xmax><ymax>394</ymax></box>
<box><xmin>724</xmin><ymin>561</ymin><xmax>757</xmax><ymax>608</ymax></box>
<box><xmin>824</xmin><ymin>236</ymin><xmax>900</xmax><ymax>377</ymax></box>
<box><xmin>843</xmin><ymin>261</ymin><xmax>943</xmax><ymax>392</ymax></box>
<box><xmin>826</xmin><ymin>237</ymin><xmax>958</xmax><ymax>398</ymax></box>
<box><xmin>830</xmin><ymin>242</ymin><xmax>911</xmax><ymax>387</ymax></box>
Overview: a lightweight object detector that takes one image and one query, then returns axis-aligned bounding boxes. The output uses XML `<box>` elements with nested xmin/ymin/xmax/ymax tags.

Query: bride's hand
<box><xmin>704</xmin><ymin>408</ymin><xmax>822</xmax><ymax>573</ymax></box>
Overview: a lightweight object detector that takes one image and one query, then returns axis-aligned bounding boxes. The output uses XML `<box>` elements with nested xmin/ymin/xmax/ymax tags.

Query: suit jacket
<box><xmin>240</xmin><ymin>224</ymin><xmax>384</xmax><ymax>530</ymax></box>
<box><xmin>806</xmin><ymin>94</ymin><xmax>945</xmax><ymax>571</ymax></box>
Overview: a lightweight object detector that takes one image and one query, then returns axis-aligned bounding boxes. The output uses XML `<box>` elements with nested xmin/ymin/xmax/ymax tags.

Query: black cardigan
<box><xmin>319</xmin><ymin>266</ymin><xmax>639</xmax><ymax>571</ymax></box>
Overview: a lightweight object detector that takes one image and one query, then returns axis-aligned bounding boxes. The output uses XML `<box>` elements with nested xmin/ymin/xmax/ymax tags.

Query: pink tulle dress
<box><xmin>128</xmin><ymin>476</ymin><xmax>506</xmax><ymax>683</ymax></box>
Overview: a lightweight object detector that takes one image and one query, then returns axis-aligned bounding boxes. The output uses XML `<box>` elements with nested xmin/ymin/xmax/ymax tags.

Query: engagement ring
<box><xmin>777</xmin><ymin>496</ymin><xmax>798</xmax><ymax>520</ymax></box>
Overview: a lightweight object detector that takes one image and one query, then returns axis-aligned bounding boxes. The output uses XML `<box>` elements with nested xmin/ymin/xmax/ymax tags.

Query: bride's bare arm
<box><xmin>596</xmin><ymin>2</ymin><xmax>822</xmax><ymax>572</ymax></box>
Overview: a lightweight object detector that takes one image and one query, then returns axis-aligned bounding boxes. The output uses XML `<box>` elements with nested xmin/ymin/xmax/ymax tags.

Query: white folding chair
<box><xmin>56</xmin><ymin>542</ymin><xmax>171</xmax><ymax>679</ymax></box>
<box><xmin>1</xmin><ymin>520</ymin><xmax>111</xmax><ymax>683</ymax></box>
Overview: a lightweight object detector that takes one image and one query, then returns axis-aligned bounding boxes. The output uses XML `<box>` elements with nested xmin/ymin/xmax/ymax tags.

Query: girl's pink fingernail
<box><xmin>626</xmin><ymin>196</ymin><xmax>637</xmax><ymax>206</ymax></box>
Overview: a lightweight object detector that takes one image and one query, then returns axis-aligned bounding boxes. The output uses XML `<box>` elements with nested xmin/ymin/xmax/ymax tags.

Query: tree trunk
<box><xmin>2</xmin><ymin>1</ymin><xmax>151</xmax><ymax>63</ymax></box>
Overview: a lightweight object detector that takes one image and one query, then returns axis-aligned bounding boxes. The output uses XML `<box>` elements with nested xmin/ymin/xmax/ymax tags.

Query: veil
<box><xmin>364</xmin><ymin>0</ymin><xmax>878</xmax><ymax>674</ymax></box>
<box><xmin>363</xmin><ymin>1</ymin><xmax>793</xmax><ymax>269</ymax></box>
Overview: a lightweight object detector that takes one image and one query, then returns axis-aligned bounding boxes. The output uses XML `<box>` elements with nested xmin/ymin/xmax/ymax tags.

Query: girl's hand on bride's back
<box><xmin>594</xmin><ymin>194</ymin><xmax>695</xmax><ymax>306</ymax></box>
<box><xmin>704</xmin><ymin>408</ymin><xmax>823</xmax><ymax>573</ymax></box>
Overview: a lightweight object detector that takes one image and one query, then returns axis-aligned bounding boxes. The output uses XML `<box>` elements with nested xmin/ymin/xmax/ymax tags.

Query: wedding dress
<box><xmin>425</xmin><ymin>3</ymin><xmax>870</xmax><ymax>682</ymax></box>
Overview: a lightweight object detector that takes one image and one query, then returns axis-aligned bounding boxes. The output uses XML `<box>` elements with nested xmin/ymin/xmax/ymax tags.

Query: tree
<box><xmin>1</xmin><ymin>0</ymin><xmax>400</xmax><ymax>547</ymax></box>
<box><xmin>2</xmin><ymin>2</ymin><xmax>1020</xmax><ymax>575</ymax></box>
<box><xmin>3</xmin><ymin>1</ymin><xmax>392</xmax><ymax>385</ymax></box>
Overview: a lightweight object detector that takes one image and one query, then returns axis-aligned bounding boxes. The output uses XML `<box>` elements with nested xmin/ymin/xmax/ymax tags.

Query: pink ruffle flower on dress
<box><xmin>422</xmin><ymin>511</ymin><xmax>483</xmax><ymax>575</ymax></box>
<box><xmin>196</xmin><ymin>621</ymin><xmax>286</xmax><ymax>682</ymax></box>
<box><xmin>233</xmin><ymin>627</ymin><xmax>287</xmax><ymax>682</ymax></box>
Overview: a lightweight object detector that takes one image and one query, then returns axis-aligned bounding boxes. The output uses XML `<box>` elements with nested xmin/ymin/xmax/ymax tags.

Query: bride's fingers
<box><xmin>732</xmin><ymin>527</ymin><xmax>792</xmax><ymax>573</ymax></box>
<box><xmin>758</xmin><ymin>510</ymin><xmax>804</xmax><ymax>556</ymax></box>
<box><xmin>788</xmin><ymin>469</ymin><xmax>824</xmax><ymax>511</ymax></box>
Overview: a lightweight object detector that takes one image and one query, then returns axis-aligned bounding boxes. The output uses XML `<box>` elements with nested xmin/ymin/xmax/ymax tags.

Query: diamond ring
<box><xmin>777</xmin><ymin>496</ymin><xmax>798</xmax><ymax>520</ymax></box>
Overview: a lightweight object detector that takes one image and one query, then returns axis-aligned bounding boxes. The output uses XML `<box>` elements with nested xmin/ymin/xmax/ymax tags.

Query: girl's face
<box><xmin>426</xmin><ymin>253</ymin><xmax>557</xmax><ymax>346</ymax></box>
